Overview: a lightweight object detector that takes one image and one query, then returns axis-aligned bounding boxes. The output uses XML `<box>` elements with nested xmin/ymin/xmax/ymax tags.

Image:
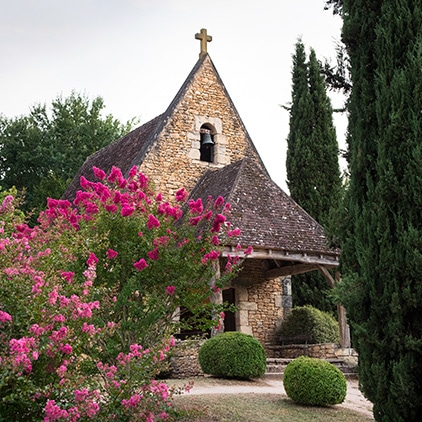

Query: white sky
<box><xmin>0</xmin><ymin>0</ymin><xmax>347</xmax><ymax>192</ymax></box>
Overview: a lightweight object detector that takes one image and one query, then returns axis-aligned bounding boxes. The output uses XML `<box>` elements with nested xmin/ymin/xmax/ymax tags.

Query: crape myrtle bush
<box><xmin>283</xmin><ymin>356</ymin><xmax>347</xmax><ymax>406</ymax></box>
<box><xmin>280</xmin><ymin>305</ymin><xmax>339</xmax><ymax>344</ymax></box>
<box><xmin>198</xmin><ymin>332</ymin><xmax>266</xmax><ymax>379</ymax></box>
<box><xmin>0</xmin><ymin>165</ymin><xmax>252</xmax><ymax>421</ymax></box>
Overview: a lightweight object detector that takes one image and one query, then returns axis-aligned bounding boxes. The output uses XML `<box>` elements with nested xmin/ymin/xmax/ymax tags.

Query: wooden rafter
<box><xmin>317</xmin><ymin>265</ymin><xmax>336</xmax><ymax>288</ymax></box>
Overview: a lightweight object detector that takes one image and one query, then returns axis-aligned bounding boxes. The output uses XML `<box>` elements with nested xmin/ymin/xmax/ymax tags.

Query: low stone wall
<box><xmin>266</xmin><ymin>343</ymin><xmax>358</xmax><ymax>362</ymax></box>
<box><xmin>169</xmin><ymin>339</ymin><xmax>205</xmax><ymax>379</ymax></box>
<box><xmin>169</xmin><ymin>340</ymin><xmax>358</xmax><ymax>378</ymax></box>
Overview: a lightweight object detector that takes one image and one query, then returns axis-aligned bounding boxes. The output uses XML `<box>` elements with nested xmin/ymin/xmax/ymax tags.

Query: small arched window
<box><xmin>200</xmin><ymin>126</ymin><xmax>214</xmax><ymax>163</ymax></box>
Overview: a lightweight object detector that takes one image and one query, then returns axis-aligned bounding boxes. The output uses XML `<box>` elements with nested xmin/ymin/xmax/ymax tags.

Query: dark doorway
<box><xmin>223</xmin><ymin>288</ymin><xmax>236</xmax><ymax>332</ymax></box>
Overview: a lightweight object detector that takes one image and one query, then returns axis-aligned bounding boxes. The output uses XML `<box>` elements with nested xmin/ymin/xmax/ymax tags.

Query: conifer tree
<box><xmin>286</xmin><ymin>41</ymin><xmax>342</xmax><ymax>313</ymax></box>
<box><xmin>326</xmin><ymin>0</ymin><xmax>422</xmax><ymax>420</ymax></box>
<box><xmin>286</xmin><ymin>41</ymin><xmax>313</xmax><ymax>203</ymax></box>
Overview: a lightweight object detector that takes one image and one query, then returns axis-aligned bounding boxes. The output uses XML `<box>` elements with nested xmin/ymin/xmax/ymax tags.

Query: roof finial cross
<box><xmin>195</xmin><ymin>28</ymin><xmax>212</xmax><ymax>58</ymax></box>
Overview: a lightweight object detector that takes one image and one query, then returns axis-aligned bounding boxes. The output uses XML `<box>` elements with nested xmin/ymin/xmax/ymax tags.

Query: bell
<box><xmin>201</xmin><ymin>132</ymin><xmax>214</xmax><ymax>147</ymax></box>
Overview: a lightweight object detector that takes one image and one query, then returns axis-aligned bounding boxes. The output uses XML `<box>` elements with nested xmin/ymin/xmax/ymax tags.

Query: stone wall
<box><xmin>266</xmin><ymin>343</ymin><xmax>358</xmax><ymax>362</ymax></box>
<box><xmin>169</xmin><ymin>340</ymin><xmax>205</xmax><ymax>379</ymax></box>
<box><xmin>140</xmin><ymin>55</ymin><xmax>264</xmax><ymax>201</ymax></box>
<box><xmin>168</xmin><ymin>340</ymin><xmax>358</xmax><ymax>379</ymax></box>
<box><xmin>231</xmin><ymin>260</ymin><xmax>292</xmax><ymax>349</ymax></box>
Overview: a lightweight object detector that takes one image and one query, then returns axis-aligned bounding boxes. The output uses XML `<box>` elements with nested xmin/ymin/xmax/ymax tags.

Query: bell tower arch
<box><xmin>188</xmin><ymin>115</ymin><xmax>229</xmax><ymax>167</ymax></box>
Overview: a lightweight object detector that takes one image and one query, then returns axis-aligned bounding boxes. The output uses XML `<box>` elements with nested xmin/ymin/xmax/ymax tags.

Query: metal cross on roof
<box><xmin>195</xmin><ymin>28</ymin><xmax>212</xmax><ymax>58</ymax></box>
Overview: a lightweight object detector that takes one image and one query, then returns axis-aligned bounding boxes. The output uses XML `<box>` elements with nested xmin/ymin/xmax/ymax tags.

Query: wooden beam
<box><xmin>317</xmin><ymin>266</ymin><xmax>351</xmax><ymax>348</ymax></box>
<box><xmin>221</xmin><ymin>247</ymin><xmax>339</xmax><ymax>267</ymax></box>
<box><xmin>317</xmin><ymin>265</ymin><xmax>336</xmax><ymax>288</ymax></box>
<box><xmin>265</xmin><ymin>263</ymin><xmax>321</xmax><ymax>279</ymax></box>
<box><xmin>337</xmin><ymin>303</ymin><xmax>351</xmax><ymax>348</ymax></box>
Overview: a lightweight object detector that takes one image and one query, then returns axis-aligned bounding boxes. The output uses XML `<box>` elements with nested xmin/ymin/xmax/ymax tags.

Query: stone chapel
<box><xmin>63</xmin><ymin>29</ymin><xmax>343</xmax><ymax>353</ymax></box>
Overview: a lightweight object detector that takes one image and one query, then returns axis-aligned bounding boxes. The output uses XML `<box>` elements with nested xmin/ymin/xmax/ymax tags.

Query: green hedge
<box><xmin>283</xmin><ymin>356</ymin><xmax>347</xmax><ymax>405</ymax></box>
<box><xmin>280</xmin><ymin>305</ymin><xmax>339</xmax><ymax>344</ymax></box>
<box><xmin>198</xmin><ymin>332</ymin><xmax>266</xmax><ymax>379</ymax></box>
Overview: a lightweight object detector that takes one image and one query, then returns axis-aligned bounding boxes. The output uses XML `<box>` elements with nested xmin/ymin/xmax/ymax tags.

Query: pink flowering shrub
<box><xmin>0</xmin><ymin>166</ymin><xmax>248</xmax><ymax>420</ymax></box>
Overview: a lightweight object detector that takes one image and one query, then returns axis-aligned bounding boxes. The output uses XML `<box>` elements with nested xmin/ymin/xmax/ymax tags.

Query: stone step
<box><xmin>265</xmin><ymin>358</ymin><xmax>291</xmax><ymax>376</ymax></box>
<box><xmin>265</xmin><ymin>357</ymin><xmax>358</xmax><ymax>379</ymax></box>
<box><xmin>265</xmin><ymin>358</ymin><xmax>291</xmax><ymax>374</ymax></box>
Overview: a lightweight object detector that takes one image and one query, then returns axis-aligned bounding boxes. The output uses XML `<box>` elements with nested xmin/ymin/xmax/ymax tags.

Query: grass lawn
<box><xmin>166</xmin><ymin>377</ymin><xmax>373</xmax><ymax>422</ymax></box>
<box><xmin>171</xmin><ymin>393</ymin><xmax>373</xmax><ymax>421</ymax></box>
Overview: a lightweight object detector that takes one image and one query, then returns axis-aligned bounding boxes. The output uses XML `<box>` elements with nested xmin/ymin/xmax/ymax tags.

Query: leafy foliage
<box><xmin>324</xmin><ymin>0</ymin><xmax>343</xmax><ymax>16</ymax></box>
<box><xmin>321</xmin><ymin>40</ymin><xmax>352</xmax><ymax>95</ymax></box>
<box><xmin>0</xmin><ymin>92</ymin><xmax>135</xmax><ymax>221</ymax></box>
<box><xmin>280</xmin><ymin>305</ymin><xmax>339</xmax><ymax>344</ymax></box>
<box><xmin>198</xmin><ymin>332</ymin><xmax>266</xmax><ymax>379</ymax></box>
<box><xmin>335</xmin><ymin>0</ymin><xmax>422</xmax><ymax>420</ymax></box>
<box><xmin>0</xmin><ymin>167</ymin><xmax>247</xmax><ymax>420</ymax></box>
<box><xmin>283</xmin><ymin>356</ymin><xmax>347</xmax><ymax>406</ymax></box>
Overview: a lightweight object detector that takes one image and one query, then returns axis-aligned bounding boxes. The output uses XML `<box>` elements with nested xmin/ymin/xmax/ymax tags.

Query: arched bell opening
<box><xmin>199</xmin><ymin>125</ymin><xmax>215</xmax><ymax>163</ymax></box>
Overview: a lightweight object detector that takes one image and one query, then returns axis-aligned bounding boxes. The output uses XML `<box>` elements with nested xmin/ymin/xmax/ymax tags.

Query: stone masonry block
<box><xmin>238</xmin><ymin>326</ymin><xmax>253</xmax><ymax>336</ymax></box>
<box><xmin>188</xmin><ymin>149</ymin><xmax>200</xmax><ymax>160</ymax></box>
<box><xmin>236</xmin><ymin>287</ymin><xmax>248</xmax><ymax>302</ymax></box>
<box><xmin>239</xmin><ymin>302</ymin><xmax>257</xmax><ymax>311</ymax></box>
<box><xmin>238</xmin><ymin>310</ymin><xmax>249</xmax><ymax>326</ymax></box>
<box><xmin>214</xmin><ymin>134</ymin><xmax>227</xmax><ymax>145</ymax></box>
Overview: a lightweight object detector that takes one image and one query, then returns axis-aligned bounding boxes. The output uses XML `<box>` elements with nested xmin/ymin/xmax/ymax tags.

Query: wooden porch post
<box><xmin>318</xmin><ymin>266</ymin><xmax>351</xmax><ymax>348</ymax></box>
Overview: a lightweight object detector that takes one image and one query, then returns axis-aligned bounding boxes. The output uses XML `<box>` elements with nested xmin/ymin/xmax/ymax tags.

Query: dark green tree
<box><xmin>286</xmin><ymin>41</ymin><xmax>342</xmax><ymax>313</ymax></box>
<box><xmin>286</xmin><ymin>41</ymin><xmax>314</xmax><ymax>203</ymax></box>
<box><xmin>326</xmin><ymin>0</ymin><xmax>422</xmax><ymax>420</ymax></box>
<box><xmin>0</xmin><ymin>92</ymin><xmax>134</xmax><ymax>219</ymax></box>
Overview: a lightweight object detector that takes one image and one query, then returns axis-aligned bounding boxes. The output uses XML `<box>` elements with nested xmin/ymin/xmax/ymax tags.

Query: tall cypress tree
<box><xmin>327</xmin><ymin>0</ymin><xmax>422</xmax><ymax>420</ymax></box>
<box><xmin>286</xmin><ymin>41</ymin><xmax>342</xmax><ymax>313</ymax></box>
<box><xmin>286</xmin><ymin>40</ymin><xmax>314</xmax><ymax>200</ymax></box>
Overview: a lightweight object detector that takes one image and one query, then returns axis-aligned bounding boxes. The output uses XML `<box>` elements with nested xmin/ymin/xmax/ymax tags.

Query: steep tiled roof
<box><xmin>188</xmin><ymin>158</ymin><xmax>339</xmax><ymax>258</ymax></box>
<box><xmin>61</xmin><ymin>54</ymin><xmax>338</xmax><ymax>265</ymax></box>
<box><xmin>63</xmin><ymin>54</ymin><xmax>267</xmax><ymax>201</ymax></box>
<box><xmin>63</xmin><ymin>114</ymin><xmax>164</xmax><ymax>201</ymax></box>
<box><xmin>63</xmin><ymin>58</ymin><xmax>209</xmax><ymax>201</ymax></box>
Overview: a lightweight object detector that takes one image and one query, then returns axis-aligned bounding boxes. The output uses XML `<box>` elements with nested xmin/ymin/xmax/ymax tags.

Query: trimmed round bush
<box><xmin>198</xmin><ymin>332</ymin><xmax>266</xmax><ymax>379</ymax></box>
<box><xmin>283</xmin><ymin>356</ymin><xmax>347</xmax><ymax>405</ymax></box>
<box><xmin>280</xmin><ymin>305</ymin><xmax>339</xmax><ymax>344</ymax></box>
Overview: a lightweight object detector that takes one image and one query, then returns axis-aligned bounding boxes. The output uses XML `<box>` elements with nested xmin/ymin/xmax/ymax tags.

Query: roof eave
<box><xmin>221</xmin><ymin>245</ymin><xmax>340</xmax><ymax>266</ymax></box>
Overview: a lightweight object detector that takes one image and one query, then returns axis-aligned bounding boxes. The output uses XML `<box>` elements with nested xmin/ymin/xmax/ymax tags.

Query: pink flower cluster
<box><xmin>0</xmin><ymin>195</ymin><xmax>14</xmax><ymax>214</ymax></box>
<box><xmin>1</xmin><ymin>246</ymin><xmax>105</xmax><ymax>394</ymax></box>
<box><xmin>40</xmin><ymin>165</ymin><xmax>172</xmax><ymax>234</ymax></box>
<box><xmin>9</xmin><ymin>337</ymin><xmax>37</xmax><ymax>374</ymax></box>
<box><xmin>175</xmin><ymin>187</ymin><xmax>188</xmax><ymax>202</ymax></box>
<box><xmin>211</xmin><ymin>213</ymin><xmax>226</xmax><ymax>233</ymax></box>
<box><xmin>121</xmin><ymin>393</ymin><xmax>142</xmax><ymax>408</ymax></box>
<box><xmin>134</xmin><ymin>258</ymin><xmax>148</xmax><ymax>271</ymax></box>
<box><xmin>166</xmin><ymin>285</ymin><xmax>175</xmax><ymax>296</ymax></box>
<box><xmin>44</xmin><ymin>389</ymin><xmax>100</xmax><ymax>422</ymax></box>
<box><xmin>0</xmin><ymin>310</ymin><xmax>12</xmax><ymax>323</ymax></box>
<box><xmin>201</xmin><ymin>250</ymin><xmax>221</xmax><ymax>264</ymax></box>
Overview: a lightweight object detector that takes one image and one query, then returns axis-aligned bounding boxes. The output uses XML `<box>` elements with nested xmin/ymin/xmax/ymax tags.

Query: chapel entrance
<box><xmin>223</xmin><ymin>288</ymin><xmax>236</xmax><ymax>332</ymax></box>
